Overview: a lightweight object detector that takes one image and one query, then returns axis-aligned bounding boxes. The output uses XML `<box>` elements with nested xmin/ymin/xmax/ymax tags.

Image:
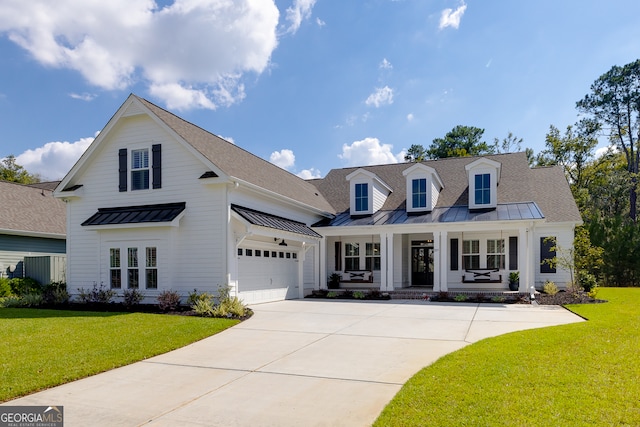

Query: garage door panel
<box><xmin>237</xmin><ymin>246</ymin><xmax>299</xmax><ymax>303</ymax></box>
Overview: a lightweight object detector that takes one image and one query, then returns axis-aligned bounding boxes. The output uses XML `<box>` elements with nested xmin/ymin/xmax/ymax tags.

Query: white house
<box><xmin>54</xmin><ymin>94</ymin><xmax>582</xmax><ymax>304</ymax></box>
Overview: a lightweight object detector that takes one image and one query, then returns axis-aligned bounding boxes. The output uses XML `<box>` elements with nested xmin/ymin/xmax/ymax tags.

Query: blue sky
<box><xmin>1</xmin><ymin>0</ymin><xmax>639</xmax><ymax>181</ymax></box>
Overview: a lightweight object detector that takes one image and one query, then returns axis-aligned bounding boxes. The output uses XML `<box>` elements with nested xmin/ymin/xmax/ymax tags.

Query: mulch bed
<box><xmin>534</xmin><ymin>290</ymin><xmax>607</xmax><ymax>305</ymax></box>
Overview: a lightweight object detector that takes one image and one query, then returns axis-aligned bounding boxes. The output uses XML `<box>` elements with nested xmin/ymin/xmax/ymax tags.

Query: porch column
<box><xmin>386</xmin><ymin>233</ymin><xmax>394</xmax><ymax>291</ymax></box>
<box><xmin>313</xmin><ymin>242</ymin><xmax>320</xmax><ymax>291</ymax></box>
<box><xmin>380</xmin><ymin>232</ymin><xmax>388</xmax><ymax>291</ymax></box>
<box><xmin>437</xmin><ymin>231</ymin><xmax>448</xmax><ymax>292</ymax></box>
<box><xmin>518</xmin><ymin>225</ymin><xmax>529</xmax><ymax>293</ymax></box>
<box><xmin>297</xmin><ymin>245</ymin><xmax>305</xmax><ymax>299</ymax></box>
<box><xmin>319</xmin><ymin>238</ymin><xmax>327</xmax><ymax>290</ymax></box>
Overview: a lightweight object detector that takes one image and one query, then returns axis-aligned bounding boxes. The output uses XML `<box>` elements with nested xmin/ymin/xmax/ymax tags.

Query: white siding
<box><xmin>431</xmin><ymin>181</ymin><xmax>440</xmax><ymax>209</ymax></box>
<box><xmin>372</xmin><ymin>180</ymin><xmax>388</xmax><ymax>212</ymax></box>
<box><xmin>65</xmin><ymin>114</ymin><xmax>227</xmax><ymax>300</ymax></box>
<box><xmin>534</xmin><ymin>225</ymin><xmax>574</xmax><ymax>289</ymax></box>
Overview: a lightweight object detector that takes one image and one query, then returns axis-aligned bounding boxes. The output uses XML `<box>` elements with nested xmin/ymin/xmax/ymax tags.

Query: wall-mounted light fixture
<box><xmin>274</xmin><ymin>238</ymin><xmax>288</xmax><ymax>247</ymax></box>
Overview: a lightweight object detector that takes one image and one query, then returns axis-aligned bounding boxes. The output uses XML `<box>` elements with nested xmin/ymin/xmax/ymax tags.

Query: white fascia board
<box><xmin>346</xmin><ymin>168</ymin><xmax>393</xmax><ymax>193</ymax></box>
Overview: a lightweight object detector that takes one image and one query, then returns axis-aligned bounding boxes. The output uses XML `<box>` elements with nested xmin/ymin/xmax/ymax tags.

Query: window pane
<box><xmin>128</xmin><ymin>248</ymin><xmax>138</xmax><ymax>267</ymax></box>
<box><xmin>128</xmin><ymin>269</ymin><xmax>139</xmax><ymax>289</ymax></box>
<box><xmin>110</xmin><ymin>248</ymin><xmax>120</xmax><ymax>268</ymax></box>
<box><xmin>475</xmin><ymin>173</ymin><xmax>490</xmax><ymax>205</ymax></box>
<box><xmin>110</xmin><ymin>269</ymin><xmax>121</xmax><ymax>289</ymax></box>
<box><xmin>132</xmin><ymin>149</ymin><xmax>149</xmax><ymax>169</ymax></box>
<box><xmin>146</xmin><ymin>269</ymin><xmax>158</xmax><ymax>289</ymax></box>
<box><xmin>355</xmin><ymin>183</ymin><xmax>368</xmax><ymax>211</ymax></box>
<box><xmin>146</xmin><ymin>247</ymin><xmax>157</xmax><ymax>267</ymax></box>
<box><xmin>345</xmin><ymin>257</ymin><xmax>360</xmax><ymax>270</ymax></box>
<box><xmin>131</xmin><ymin>170</ymin><xmax>149</xmax><ymax>190</ymax></box>
<box><xmin>345</xmin><ymin>243</ymin><xmax>359</xmax><ymax>256</ymax></box>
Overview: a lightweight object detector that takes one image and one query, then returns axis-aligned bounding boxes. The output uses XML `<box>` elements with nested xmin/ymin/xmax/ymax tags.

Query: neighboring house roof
<box><xmin>310</xmin><ymin>152</ymin><xmax>582</xmax><ymax>225</ymax></box>
<box><xmin>0</xmin><ymin>180</ymin><xmax>66</xmax><ymax>237</ymax></box>
<box><xmin>27</xmin><ymin>181</ymin><xmax>61</xmax><ymax>191</ymax></box>
<box><xmin>134</xmin><ymin>96</ymin><xmax>335</xmax><ymax>216</ymax></box>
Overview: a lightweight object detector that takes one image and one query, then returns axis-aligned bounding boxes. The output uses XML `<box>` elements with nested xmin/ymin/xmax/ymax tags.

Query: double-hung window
<box><xmin>474</xmin><ymin>173</ymin><xmax>491</xmax><ymax>205</ymax></box>
<box><xmin>486</xmin><ymin>239</ymin><xmax>505</xmax><ymax>269</ymax></box>
<box><xmin>412</xmin><ymin>178</ymin><xmax>427</xmax><ymax>209</ymax></box>
<box><xmin>110</xmin><ymin>248</ymin><xmax>121</xmax><ymax>289</ymax></box>
<box><xmin>128</xmin><ymin>247</ymin><xmax>139</xmax><ymax>289</ymax></box>
<box><xmin>462</xmin><ymin>240</ymin><xmax>480</xmax><ymax>269</ymax></box>
<box><xmin>354</xmin><ymin>183</ymin><xmax>368</xmax><ymax>212</ymax></box>
<box><xmin>131</xmin><ymin>149</ymin><xmax>150</xmax><ymax>190</ymax></box>
<box><xmin>146</xmin><ymin>247</ymin><xmax>158</xmax><ymax>289</ymax></box>
<box><xmin>345</xmin><ymin>243</ymin><xmax>360</xmax><ymax>270</ymax></box>
<box><xmin>365</xmin><ymin>242</ymin><xmax>381</xmax><ymax>271</ymax></box>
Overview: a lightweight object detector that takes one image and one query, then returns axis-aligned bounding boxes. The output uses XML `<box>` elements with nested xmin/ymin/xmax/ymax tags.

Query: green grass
<box><xmin>0</xmin><ymin>308</ymin><xmax>239</xmax><ymax>402</ymax></box>
<box><xmin>375</xmin><ymin>288</ymin><xmax>640</xmax><ymax>426</ymax></box>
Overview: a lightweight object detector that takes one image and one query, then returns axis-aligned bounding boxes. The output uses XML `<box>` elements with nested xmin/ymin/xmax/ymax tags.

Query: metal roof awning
<box><xmin>231</xmin><ymin>205</ymin><xmax>321</xmax><ymax>238</ymax></box>
<box><xmin>82</xmin><ymin>202</ymin><xmax>186</xmax><ymax>227</ymax></box>
<box><xmin>314</xmin><ymin>202</ymin><xmax>544</xmax><ymax>228</ymax></box>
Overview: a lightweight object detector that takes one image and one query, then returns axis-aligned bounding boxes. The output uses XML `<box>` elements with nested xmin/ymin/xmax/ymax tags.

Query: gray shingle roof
<box><xmin>310</xmin><ymin>152</ymin><xmax>582</xmax><ymax>224</ymax></box>
<box><xmin>0</xmin><ymin>180</ymin><xmax>66</xmax><ymax>236</ymax></box>
<box><xmin>135</xmin><ymin>96</ymin><xmax>335</xmax><ymax>215</ymax></box>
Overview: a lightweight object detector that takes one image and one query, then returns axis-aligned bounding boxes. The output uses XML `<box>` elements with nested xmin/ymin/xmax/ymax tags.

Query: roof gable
<box><xmin>55</xmin><ymin>94</ymin><xmax>334</xmax><ymax>216</ymax></box>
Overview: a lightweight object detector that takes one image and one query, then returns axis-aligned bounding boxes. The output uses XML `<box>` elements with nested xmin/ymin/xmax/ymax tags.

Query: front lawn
<box><xmin>375</xmin><ymin>288</ymin><xmax>640</xmax><ymax>426</ymax></box>
<box><xmin>0</xmin><ymin>309</ymin><xmax>238</xmax><ymax>402</ymax></box>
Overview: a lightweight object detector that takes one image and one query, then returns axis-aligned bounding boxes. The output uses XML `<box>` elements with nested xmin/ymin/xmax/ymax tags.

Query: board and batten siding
<box><xmin>64</xmin><ymin>114</ymin><xmax>227</xmax><ymax>297</ymax></box>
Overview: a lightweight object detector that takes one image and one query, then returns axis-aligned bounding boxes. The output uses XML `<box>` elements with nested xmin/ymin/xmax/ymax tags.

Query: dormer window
<box><xmin>346</xmin><ymin>169</ymin><xmax>392</xmax><ymax>216</ymax></box>
<box><xmin>355</xmin><ymin>183</ymin><xmax>369</xmax><ymax>212</ymax></box>
<box><xmin>465</xmin><ymin>158</ymin><xmax>501</xmax><ymax>210</ymax></box>
<box><xmin>412</xmin><ymin>178</ymin><xmax>427</xmax><ymax>209</ymax></box>
<box><xmin>474</xmin><ymin>173</ymin><xmax>490</xmax><ymax>205</ymax></box>
<box><xmin>402</xmin><ymin>163</ymin><xmax>443</xmax><ymax>213</ymax></box>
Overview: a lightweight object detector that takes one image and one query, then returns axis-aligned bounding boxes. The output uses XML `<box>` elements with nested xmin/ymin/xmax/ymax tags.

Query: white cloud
<box><xmin>297</xmin><ymin>168</ymin><xmax>321</xmax><ymax>179</ymax></box>
<box><xmin>69</xmin><ymin>92</ymin><xmax>97</xmax><ymax>102</ymax></box>
<box><xmin>284</xmin><ymin>0</ymin><xmax>316</xmax><ymax>34</ymax></box>
<box><xmin>16</xmin><ymin>134</ymin><xmax>96</xmax><ymax>180</ymax></box>
<box><xmin>220</xmin><ymin>136</ymin><xmax>235</xmax><ymax>145</ymax></box>
<box><xmin>269</xmin><ymin>149</ymin><xmax>296</xmax><ymax>170</ymax></box>
<box><xmin>407</xmin><ymin>113</ymin><xmax>414</xmax><ymax>121</ymax></box>
<box><xmin>339</xmin><ymin>137</ymin><xmax>404</xmax><ymax>166</ymax></box>
<box><xmin>0</xmin><ymin>0</ymin><xmax>279</xmax><ymax>110</ymax></box>
<box><xmin>380</xmin><ymin>58</ymin><xmax>393</xmax><ymax>69</ymax></box>
<box><xmin>595</xmin><ymin>145</ymin><xmax>618</xmax><ymax>158</ymax></box>
<box><xmin>439</xmin><ymin>2</ymin><xmax>467</xmax><ymax>30</ymax></box>
<box><xmin>316</xmin><ymin>17</ymin><xmax>325</xmax><ymax>27</ymax></box>
<box><xmin>365</xmin><ymin>86</ymin><xmax>394</xmax><ymax>107</ymax></box>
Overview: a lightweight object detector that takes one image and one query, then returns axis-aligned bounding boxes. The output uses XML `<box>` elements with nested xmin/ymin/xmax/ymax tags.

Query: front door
<box><xmin>411</xmin><ymin>246</ymin><xmax>434</xmax><ymax>286</ymax></box>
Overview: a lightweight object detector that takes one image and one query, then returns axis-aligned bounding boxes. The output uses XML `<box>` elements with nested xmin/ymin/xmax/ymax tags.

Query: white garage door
<box><xmin>237</xmin><ymin>247</ymin><xmax>299</xmax><ymax>304</ymax></box>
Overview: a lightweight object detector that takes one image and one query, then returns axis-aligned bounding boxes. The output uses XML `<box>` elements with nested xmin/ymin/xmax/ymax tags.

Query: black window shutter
<box><xmin>540</xmin><ymin>237</ymin><xmax>556</xmax><ymax>273</ymax></box>
<box><xmin>335</xmin><ymin>241</ymin><xmax>342</xmax><ymax>271</ymax></box>
<box><xmin>118</xmin><ymin>149</ymin><xmax>127</xmax><ymax>192</ymax></box>
<box><xmin>152</xmin><ymin>144</ymin><xmax>162</xmax><ymax>189</ymax></box>
<box><xmin>450</xmin><ymin>238</ymin><xmax>459</xmax><ymax>271</ymax></box>
<box><xmin>509</xmin><ymin>236</ymin><xmax>518</xmax><ymax>270</ymax></box>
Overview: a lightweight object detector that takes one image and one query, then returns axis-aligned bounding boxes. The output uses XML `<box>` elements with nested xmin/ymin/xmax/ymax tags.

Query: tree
<box><xmin>536</xmin><ymin>119</ymin><xmax>599</xmax><ymax>191</ymax></box>
<box><xmin>426</xmin><ymin>125</ymin><xmax>495</xmax><ymax>159</ymax></box>
<box><xmin>577</xmin><ymin>59</ymin><xmax>640</xmax><ymax>222</ymax></box>
<box><xmin>404</xmin><ymin>144</ymin><xmax>427</xmax><ymax>162</ymax></box>
<box><xmin>493</xmin><ymin>131</ymin><xmax>523</xmax><ymax>153</ymax></box>
<box><xmin>0</xmin><ymin>155</ymin><xmax>40</xmax><ymax>184</ymax></box>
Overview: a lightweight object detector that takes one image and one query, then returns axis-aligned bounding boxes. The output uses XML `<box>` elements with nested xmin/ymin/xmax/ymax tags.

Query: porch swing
<box><xmin>461</xmin><ymin>230</ymin><xmax>503</xmax><ymax>284</ymax></box>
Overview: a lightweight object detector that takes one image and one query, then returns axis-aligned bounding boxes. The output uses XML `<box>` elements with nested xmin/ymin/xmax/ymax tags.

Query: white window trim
<box><xmin>402</xmin><ymin>163</ymin><xmax>443</xmax><ymax>213</ymax></box>
<box><xmin>465</xmin><ymin>158</ymin><xmax>501</xmax><ymax>210</ymax></box>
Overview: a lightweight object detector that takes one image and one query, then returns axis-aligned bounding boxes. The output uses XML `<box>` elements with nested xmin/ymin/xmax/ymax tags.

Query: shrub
<box><xmin>491</xmin><ymin>295</ymin><xmax>506</xmax><ymax>303</ymax></box>
<box><xmin>42</xmin><ymin>281</ymin><xmax>69</xmax><ymax>305</ymax></box>
<box><xmin>187</xmin><ymin>289</ymin><xmax>210</xmax><ymax>306</ymax></box>
<box><xmin>353</xmin><ymin>290</ymin><xmax>366</xmax><ymax>299</ymax></box>
<box><xmin>211</xmin><ymin>296</ymin><xmax>247</xmax><ymax>318</ymax></box>
<box><xmin>578</xmin><ymin>271</ymin><xmax>598</xmax><ymax>293</ymax></box>
<box><xmin>543</xmin><ymin>280</ymin><xmax>559</xmax><ymax>295</ymax></box>
<box><xmin>122</xmin><ymin>288</ymin><xmax>144</xmax><ymax>307</ymax></box>
<box><xmin>0</xmin><ymin>278</ymin><xmax>12</xmax><ymax>297</ymax></box>
<box><xmin>327</xmin><ymin>291</ymin><xmax>338</xmax><ymax>298</ymax></box>
<box><xmin>192</xmin><ymin>297</ymin><xmax>215</xmax><ymax>316</ymax></box>
<box><xmin>9</xmin><ymin>277</ymin><xmax>41</xmax><ymax>296</ymax></box>
<box><xmin>77</xmin><ymin>283</ymin><xmax>116</xmax><ymax>304</ymax></box>
<box><xmin>157</xmin><ymin>290</ymin><xmax>181</xmax><ymax>312</ymax></box>
<box><xmin>20</xmin><ymin>293</ymin><xmax>43</xmax><ymax>307</ymax></box>
<box><xmin>587</xmin><ymin>284</ymin><xmax>599</xmax><ymax>299</ymax></box>
<box><xmin>438</xmin><ymin>291</ymin><xmax>449</xmax><ymax>300</ymax></box>
<box><xmin>454</xmin><ymin>294</ymin><xmax>468</xmax><ymax>302</ymax></box>
<box><xmin>1</xmin><ymin>296</ymin><xmax>23</xmax><ymax>308</ymax></box>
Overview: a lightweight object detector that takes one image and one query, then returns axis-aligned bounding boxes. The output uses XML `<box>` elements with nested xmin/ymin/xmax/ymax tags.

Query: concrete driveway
<box><xmin>5</xmin><ymin>299</ymin><xmax>583</xmax><ymax>426</ymax></box>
